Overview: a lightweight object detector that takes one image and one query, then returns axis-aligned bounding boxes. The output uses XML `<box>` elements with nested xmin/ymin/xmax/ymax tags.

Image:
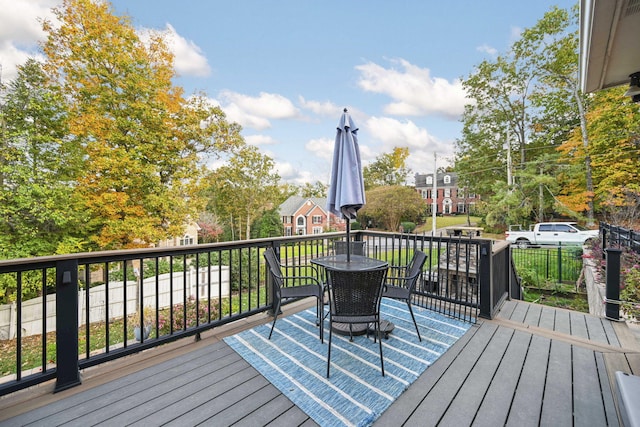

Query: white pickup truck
<box><xmin>505</xmin><ymin>222</ymin><xmax>599</xmax><ymax>247</ymax></box>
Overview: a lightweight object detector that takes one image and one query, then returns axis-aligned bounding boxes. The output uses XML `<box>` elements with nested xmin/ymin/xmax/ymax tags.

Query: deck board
<box><xmin>522</xmin><ymin>303</ymin><xmax>542</xmax><ymax>326</ymax></box>
<box><xmin>472</xmin><ymin>330</ymin><xmax>531</xmax><ymax>427</ymax></box>
<box><xmin>438</xmin><ymin>326</ymin><xmax>514</xmax><ymax>426</ymax></box>
<box><xmin>553</xmin><ymin>308</ymin><xmax>571</xmax><ymax>335</ymax></box>
<box><xmin>506</xmin><ymin>334</ymin><xmax>550</xmax><ymax>426</ymax></box>
<box><xmin>538</xmin><ymin>305</ymin><xmax>557</xmax><ymax>330</ymax></box>
<box><xmin>540</xmin><ymin>340</ymin><xmax>573</xmax><ymax>426</ymax></box>
<box><xmin>399</xmin><ymin>323</ymin><xmax>499</xmax><ymax>426</ymax></box>
<box><xmin>373</xmin><ymin>323</ymin><xmax>483</xmax><ymax>425</ymax></box>
<box><xmin>573</xmin><ymin>345</ymin><xmax>608</xmax><ymax>426</ymax></box>
<box><xmin>596</xmin><ymin>352</ymin><xmax>621</xmax><ymax>427</ymax></box>
<box><xmin>1</xmin><ymin>299</ymin><xmax>639</xmax><ymax>427</ymax></box>
<box><xmin>585</xmin><ymin>313</ymin><xmax>610</xmax><ymax>344</ymax></box>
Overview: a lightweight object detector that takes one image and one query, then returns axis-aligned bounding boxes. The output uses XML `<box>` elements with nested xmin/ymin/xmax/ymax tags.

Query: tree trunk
<box><xmin>574</xmin><ymin>83</ymin><xmax>595</xmax><ymax>226</ymax></box>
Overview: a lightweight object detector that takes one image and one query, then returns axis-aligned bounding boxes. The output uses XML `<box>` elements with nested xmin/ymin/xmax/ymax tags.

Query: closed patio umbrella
<box><xmin>326</xmin><ymin>108</ymin><xmax>365</xmax><ymax>261</ymax></box>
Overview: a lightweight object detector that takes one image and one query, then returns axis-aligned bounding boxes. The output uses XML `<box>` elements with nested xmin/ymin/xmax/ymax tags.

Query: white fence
<box><xmin>0</xmin><ymin>266</ymin><xmax>230</xmax><ymax>339</ymax></box>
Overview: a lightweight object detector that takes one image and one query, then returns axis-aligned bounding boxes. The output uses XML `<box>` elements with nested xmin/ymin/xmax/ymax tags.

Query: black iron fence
<box><xmin>510</xmin><ymin>245</ymin><xmax>584</xmax><ymax>287</ymax></box>
<box><xmin>0</xmin><ymin>231</ymin><xmax>511</xmax><ymax>397</ymax></box>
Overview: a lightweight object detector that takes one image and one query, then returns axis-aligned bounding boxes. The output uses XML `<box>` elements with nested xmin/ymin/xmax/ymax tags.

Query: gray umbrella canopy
<box><xmin>326</xmin><ymin>109</ymin><xmax>365</xmax><ymax>261</ymax></box>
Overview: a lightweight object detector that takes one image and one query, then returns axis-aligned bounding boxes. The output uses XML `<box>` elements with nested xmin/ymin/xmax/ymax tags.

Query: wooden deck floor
<box><xmin>2</xmin><ymin>299</ymin><xmax>640</xmax><ymax>426</ymax></box>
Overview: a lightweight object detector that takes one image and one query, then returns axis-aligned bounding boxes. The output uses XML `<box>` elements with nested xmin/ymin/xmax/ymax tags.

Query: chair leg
<box><xmin>406</xmin><ymin>301</ymin><xmax>422</xmax><ymax>342</ymax></box>
<box><xmin>319</xmin><ymin>298</ymin><xmax>324</xmax><ymax>343</ymax></box>
<box><xmin>376</xmin><ymin>320</ymin><xmax>385</xmax><ymax>376</ymax></box>
<box><xmin>326</xmin><ymin>320</ymin><xmax>333</xmax><ymax>378</ymax></box>
<box><xmin>268</xmin><ymin>298</ymin><xmax>282</xmax><ymax>340</ymax></box>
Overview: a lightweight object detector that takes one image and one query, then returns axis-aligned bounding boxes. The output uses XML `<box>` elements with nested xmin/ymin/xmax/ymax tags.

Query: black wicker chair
<box><xmin>263</xmin><ymin>247</ymin><xmax>324</xmax><ymax>341</ymax></box>
<box><xmin>325</xmin><ymin>265</ymin><xmax>388</xmax><ymax>378</ymax></box>
<box><xmin>382</xmin><ymin>250</ymin><xmax>427</xmax><ymax>341</ymax></box>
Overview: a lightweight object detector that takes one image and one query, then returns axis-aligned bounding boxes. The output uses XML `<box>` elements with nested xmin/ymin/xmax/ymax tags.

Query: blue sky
<box><xmin>1</xmin><ymin>0</ymin><xmax>577</xmax><ymax>185</ymax></box>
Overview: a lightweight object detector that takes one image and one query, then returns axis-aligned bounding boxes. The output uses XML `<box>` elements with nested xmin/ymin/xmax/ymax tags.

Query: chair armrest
<box><xmin>282</xmin><ymin>275</ymin><xmax>322</xmax><ymax>286</ymax></box>
<box><xmin>280</xmin><ymin>263</ymin><xmax>321</xmax><ymax>276</ymax></box>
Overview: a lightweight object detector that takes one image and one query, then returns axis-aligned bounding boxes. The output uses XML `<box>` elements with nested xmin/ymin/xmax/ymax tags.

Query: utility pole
<box><xmin>432</xmin><ymin>152</ymin><xmax>437</xmax><ymax>235</ymax></box>
<box><xmin>506</xmin><ymin>127</ymin><xmax>512</xmax><ymax>190</ymax></box>
<box><xmin>538</xmin><ymin>166</ymin><xmax>544</xmax><ymax>222</ymax></box>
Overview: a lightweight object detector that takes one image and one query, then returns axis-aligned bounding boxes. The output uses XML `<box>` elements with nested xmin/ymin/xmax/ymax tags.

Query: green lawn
<box><xmin>415</xmin><ymin>215</ymin><xmax>482</xmax><ymax>233</ymax></box>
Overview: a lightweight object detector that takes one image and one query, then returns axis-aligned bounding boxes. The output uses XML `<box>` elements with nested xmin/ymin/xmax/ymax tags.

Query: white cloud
<box><xmin>0</xmin><ymin>1</ymin><xmax>211</xmax><ymax>82</ymax></box>
<box><xmin>355</xmin><ymin>58</ymin><xmax>467</xmax><ymax>119</ymax></box>
<box><xmin>366</xmin><ymin>116</ymin><xmax>437</xmax><ymax>150</ymax></box>
<box><xmin>305</xmin><ymin>137</ymin><xmax>333</xmax><ymax>161</ymax></box>
<box><xmin>0</xmin><ymin>0</ymin><xmax>57</xmax><ymax>82</ymax></box>
<box><xmin>476</xmin><ymin>44</ymin><xmax>498</xmax><ymax>56</ymax></box>
<box><xmin>298</xmin><ymin>97</ymin><xmax>339</xmax><ymax>117</ymax></box>
<box><xmin>245</xmin><ymin>134</ymin><xmax>277</xmax><ymax>146</ymax></box>
<box><xmin>218</xmin><ymin>91</ymin><xmax>300</xmax><ymax>130</ymax></box>
<box><xmin>144</xmin><ymin>23</ymin><xmax>210</xmax><ymax>77</ymax></box>
<box><xmin>364</xmin><ymin>116</ymin><xmax>455</xmax><ymax>176</ymax></box>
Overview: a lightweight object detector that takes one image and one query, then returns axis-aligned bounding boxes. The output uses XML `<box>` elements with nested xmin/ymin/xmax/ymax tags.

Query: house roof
<box><xmin>278</xmin><ymin>196</ymin><xmax>328</xmax><ymax>216</ymax></box>
<box><xmin>414</xmin><ymin>172</ymin><xmax>459</xmax><ymax>188</ymax></box>
<box><xmin>579</xmin><ymin>0</ymin><xmax>640</xmax><ymax>92</ymax></box>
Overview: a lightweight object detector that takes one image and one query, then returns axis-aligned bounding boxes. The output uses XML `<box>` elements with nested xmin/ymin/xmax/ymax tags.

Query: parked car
<box><xmin>505</xmin><ymin>222</ymin><xmax>599</xmax><ymax>248</ymax></box>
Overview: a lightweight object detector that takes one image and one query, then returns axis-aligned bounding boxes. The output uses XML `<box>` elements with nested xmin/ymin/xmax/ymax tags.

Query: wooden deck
<box><xmin>1</xmin><ymin>299</ymin><xmax>640</xmax><ymax>426</ymax></box>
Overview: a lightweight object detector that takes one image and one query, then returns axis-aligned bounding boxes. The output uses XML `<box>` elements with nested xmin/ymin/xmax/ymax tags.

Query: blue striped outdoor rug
<box><xmin>224</xmin><ymin>298</ymin><xmax>471</xmax><ymax>427</ymax></box>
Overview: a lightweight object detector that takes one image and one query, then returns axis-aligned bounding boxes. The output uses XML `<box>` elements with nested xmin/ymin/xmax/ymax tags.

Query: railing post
<box><xmin>54</xmin><ymin>259</ymin><xmax>81</xmax><ymax>392</ymax></box>
<box><xmin>605</xmin><ymin>248</ymin><xmax>622</xmax><ymax>321</ymax></box>
<box><xmin>557</xmin><ymin>243</ymin><xmax>562</xmax><ymax>284</ymax></box>
<box><xmin>479</xmin><ymin>241</ymin><xmax>493</xmax><ymax>319</ymax></box>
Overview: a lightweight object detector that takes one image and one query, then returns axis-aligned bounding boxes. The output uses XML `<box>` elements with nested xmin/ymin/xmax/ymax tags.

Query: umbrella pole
<box><xmin>346</xmin><ymin>220</ymin><xmax>351</xmax><ymax>262</ymax></box>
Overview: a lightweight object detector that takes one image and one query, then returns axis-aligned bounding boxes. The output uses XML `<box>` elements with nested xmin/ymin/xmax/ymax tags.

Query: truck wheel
<box><xmin>516</xmin><ymin>239</ymin><xmax>530</xmax><ymax>249</ymax></box>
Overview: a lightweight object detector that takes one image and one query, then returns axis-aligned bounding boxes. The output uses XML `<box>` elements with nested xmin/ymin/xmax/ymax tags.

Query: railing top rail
<box><xmin>0</xmin><ymin>232</ymin><xmax>350</xmax><ymax>271</ymax></box>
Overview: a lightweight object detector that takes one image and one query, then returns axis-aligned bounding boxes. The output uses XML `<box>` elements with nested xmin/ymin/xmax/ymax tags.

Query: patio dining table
<box><xmin>311</xmin><ymin>254</ymin><xmax>393</xmax><ymax>337</ymax></box>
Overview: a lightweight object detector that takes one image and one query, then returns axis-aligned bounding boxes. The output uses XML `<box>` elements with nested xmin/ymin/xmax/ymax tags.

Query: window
<box><xmin>444</xmin><ymin>188</ymin><xmax>451</xmax><ymax>197</ymax></box>
<box><xmin>312</xmin><ymin>215</ymin><xmax>322</xmax><ymax>224</ymax></box>
<box><xmin>312</xmin><ymin>226</ymin><xmax>323</xmax><ymax>234</ymax></box>
<box><xmin>285</xmin><ymin>226</ymin><xmax>292</xmax><ymax>236</ymax></box>
<box><xmin>555</xmin><ymin>224</ymin><xmax>576</xmax><ymax>233</ymax></box>
<box><xmin>468</xmin><ymin>192</ymin><xmax>476</xmax><ymax>199</ymax></box>
<box><xmin>297</xmin><ymin>217</ymin><xmax>305</xmax><ymax>226</ymax></box>
<box><xmin>458</xmin><ymin>203</ymin><xmax>466</xmax><ymax>213</ymax></box>
<box><xmin>444</xmin><ymin>175</ymin><xmax>451</xmax><ymax>184</ymax></box>
<box><xmin>538</xmin><ymin>224</ymin><xmax>553</xmax><ymax>232</ymax></box>
<box><xmin>426</xmin><ymin>176</ymin><xmax>433</xmax><ymax>185</ymax></box>
<box><xmin>179</xmin><ymin>235</ymin><xmax>194</xmax><ymax>245</ymax></box>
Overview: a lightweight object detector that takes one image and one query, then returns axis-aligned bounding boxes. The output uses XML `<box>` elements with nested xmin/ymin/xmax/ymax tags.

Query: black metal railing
<box><xmin>0</xmin><ymin>231</ymin><xmax>509</xmax><ymax>397</ymax></box>
<box><xmin>601</xmin><ymin>222</ymin><xmax>640</xmax><ymax>254</ymax></box>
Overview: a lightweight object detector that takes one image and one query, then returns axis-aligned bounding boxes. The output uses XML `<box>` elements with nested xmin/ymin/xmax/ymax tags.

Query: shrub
<box><xmin>401</xmin><ymin>222</ymin><xmax>416</xmax><ymax>233</ymax></box>
<box><xmin>158</xmin><ymin>296</ymin><xmax>217</xmax><ymax>335</ymax></box>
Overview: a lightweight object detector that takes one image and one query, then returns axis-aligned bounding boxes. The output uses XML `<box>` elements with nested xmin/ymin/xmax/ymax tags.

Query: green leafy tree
<box><xmin>251</xmin><ymin>209</ymin><xmax>284</xmax><ymax>238</ymax></box>
<box><xmin>0</xmin><ymin>59</ymin><xmax>82</xmax><ymax>259</ymax></box>
<box><xmin>299</xmin><ymin>181</ymin><xmax>328</xmax><ymax>198</ymax></box>
<box><xmin>359</xmin><ymin>185</ymin><xmax>424</xmax><ymax>231</ymax></box>
<box><xmin>456</xmin><ymin>6</ymin><xmax>586</xmax><ymax>227</ymax></box>
<box><xmin>363</xmin><ymin>147</ymin><xmax>411</xmax><ymax>189</ymax></box>
<box><xmin>207</xmin><ymin>145</ymin><xmax>281</xmax><ymax>240</ymax></box>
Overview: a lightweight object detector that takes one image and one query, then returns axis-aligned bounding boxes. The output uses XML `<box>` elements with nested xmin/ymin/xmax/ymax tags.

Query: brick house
<box><xmin>414</xmin><ymin>172</ymin><xmax>478</xmax><ymax>215</ymax></box>
<box><xmin>279</xmin><ymin>196</ymin><xmax>346</xmax><ymax>236</ymax></box>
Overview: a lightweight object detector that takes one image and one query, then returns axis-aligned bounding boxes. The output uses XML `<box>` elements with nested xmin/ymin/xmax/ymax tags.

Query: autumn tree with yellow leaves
<box><xmin>41</xmin><ymin>0</ymin><xmax>243</xmax><ymax>249</ymax></box>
